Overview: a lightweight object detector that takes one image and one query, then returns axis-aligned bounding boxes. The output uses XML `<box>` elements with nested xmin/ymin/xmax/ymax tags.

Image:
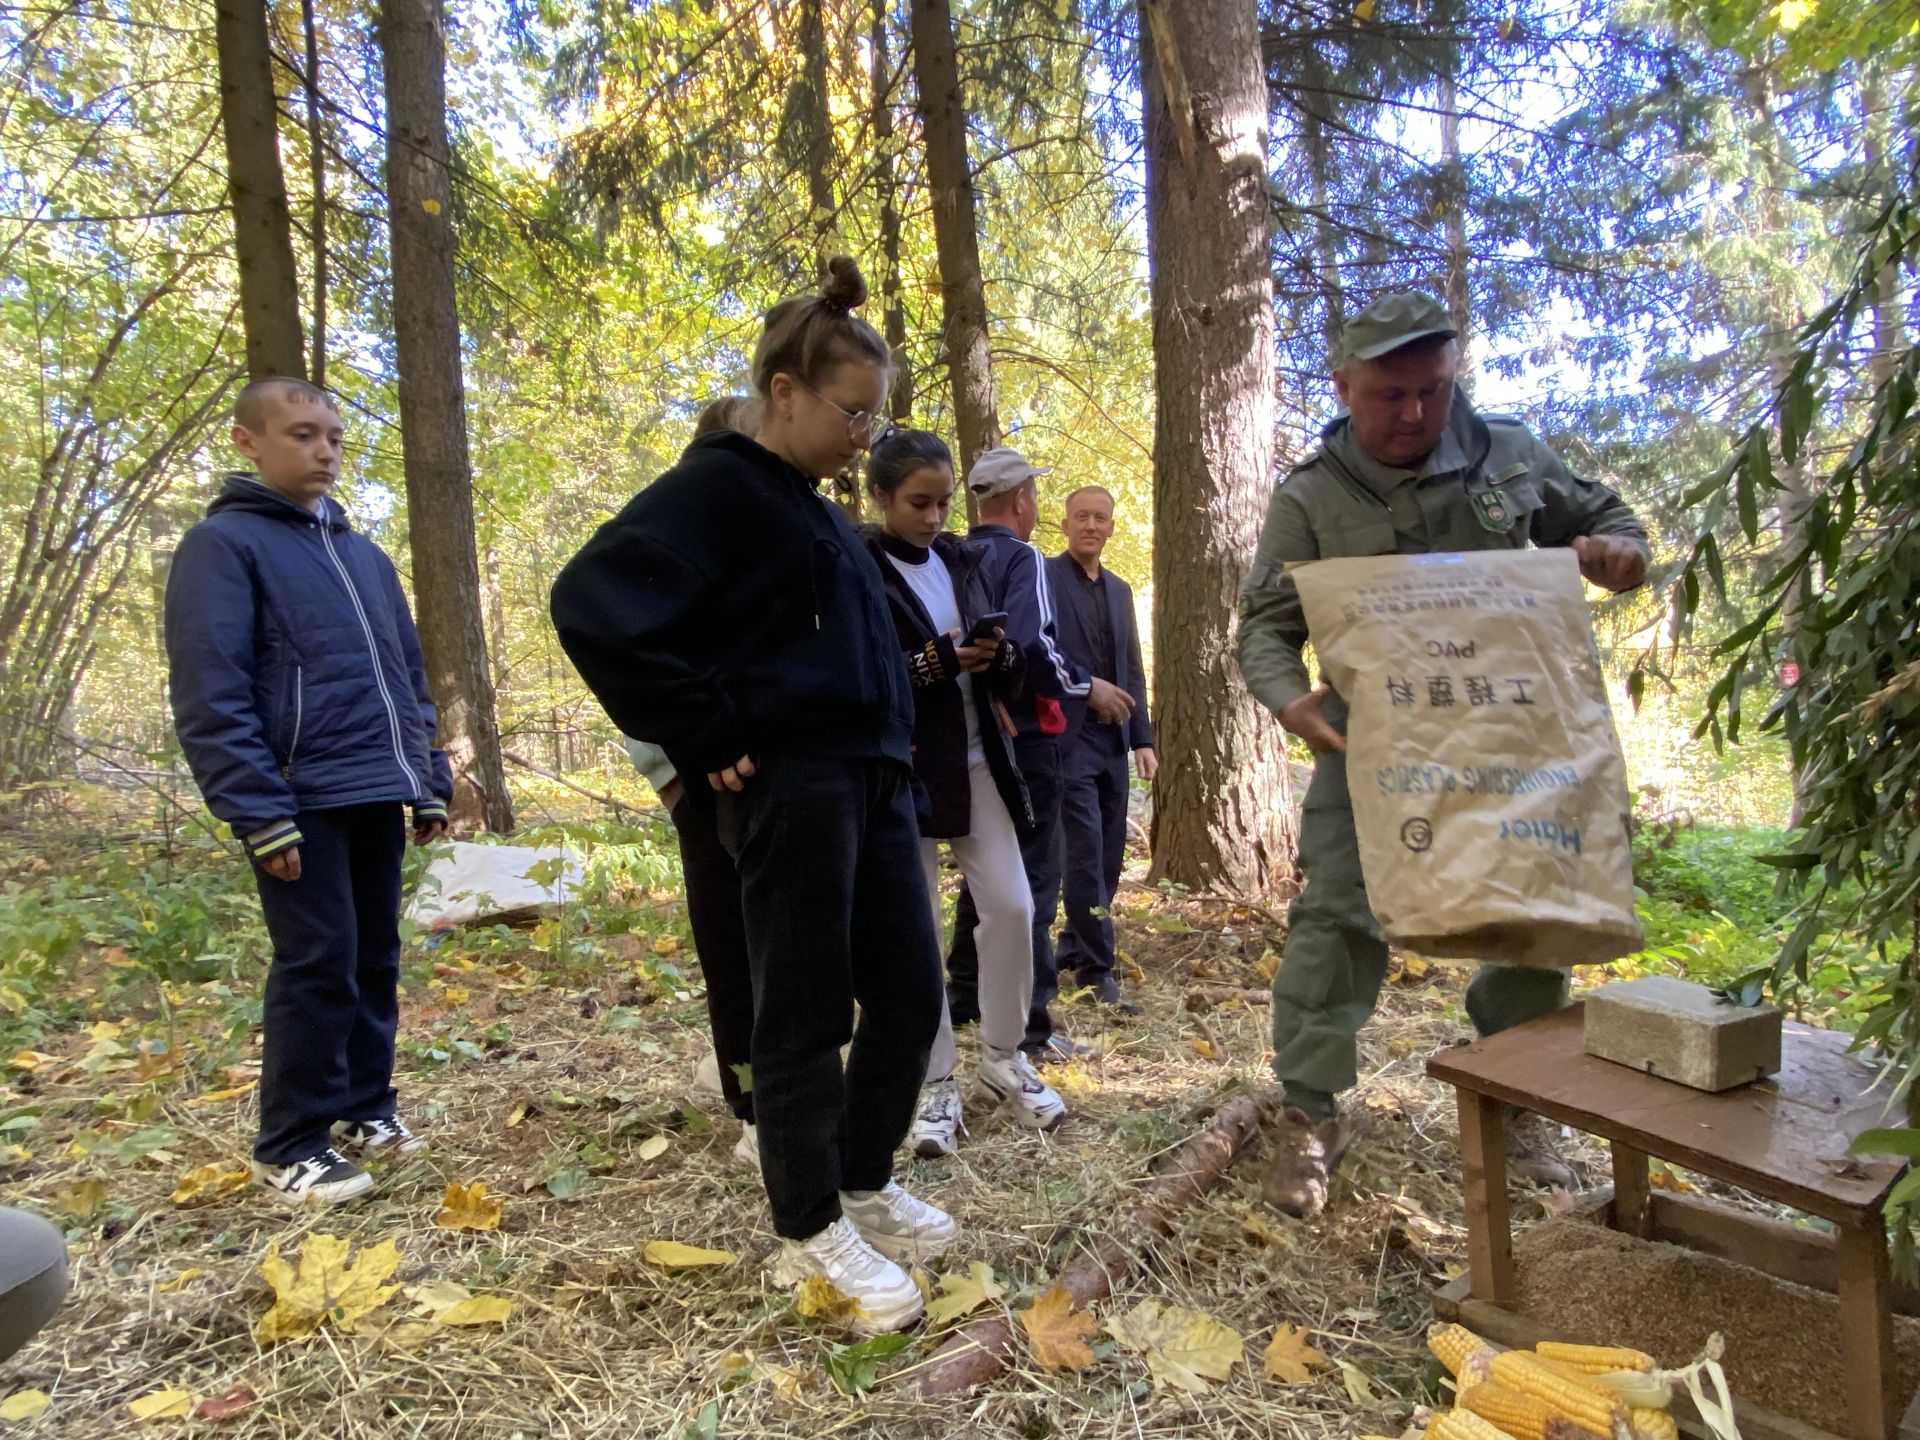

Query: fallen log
<box><xmin>901</xmin><ymin>1088</ymin><xmax>1274</xmax><ymax>1398</ymax></box>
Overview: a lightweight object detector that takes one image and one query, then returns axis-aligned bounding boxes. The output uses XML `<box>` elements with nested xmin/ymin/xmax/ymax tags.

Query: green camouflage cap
<box><xmin>1339</xmin><ymin>292</ymin><xmax>1459</xmax><ymax>364</ymax></box>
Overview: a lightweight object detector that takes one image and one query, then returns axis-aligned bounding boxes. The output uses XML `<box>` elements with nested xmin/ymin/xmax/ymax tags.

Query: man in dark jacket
<box><xmin>165</xmin><ymin>377</ymin><xmax>451</xmax><ymax>1208</ymax></box>
<box><xmin>1048</xmin><ymin>486</ymin><xmax>1155</xmax><ymax>1012</ymax></box>
<box><xmin>945</xmin><ymin>448</ymin><xmax>1091</xmax><ymax>1060</ymax></box>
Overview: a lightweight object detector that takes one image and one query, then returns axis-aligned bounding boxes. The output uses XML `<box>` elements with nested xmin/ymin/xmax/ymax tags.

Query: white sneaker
<box><xmin>840</xmin><ymin>1180</ymin><xmax>958</xmax><ymax>1262</ymax></box>
<box><xmin>768</xmin><ymin>1215</ymin><xmax>924</xmax><ymax>1334</ymax></box>
<box><xmin>978</xmin><ymin>1047</ymin><xmax>1067</xmax><ymax>1131</ymax></box>
<box><xmin>908</xmin><ymin>1077</ymin><xmax>964</xmax><ymax>1158</ymax></box>
<box><xmin>732</xmin><ymin>1122</ymin><xmax>760</xmax><ymax>1171</ymax></box>
<box><xmin>692</xmin><ymin>1051</ymin><xmax>725</xmax><ymax>1101</ymax></box>
<box><xmin>251</xmin><ymin>1147</ymin><xmax>375</xmax><ymax>1207</ymax></box>
<box><xmin>336</xmin><ymin>1115</ymin><xmax>426</xmax><ymax>1157</ymax></box>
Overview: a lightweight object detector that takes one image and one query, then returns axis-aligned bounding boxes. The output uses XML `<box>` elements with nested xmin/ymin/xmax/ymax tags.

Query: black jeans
<box><xmin>669</xmin><ymin>791</ymin><xmax>756</xmax><ymax>1122</ymax></box>
<box><xmin>1055</xmin><ymin>729</ymin><xmax>1131</xmax><ymax>980</ymax></box>
<box><xmin>716</xmin><ymin>755</ymin><xmax>942</xmax><ymax>1240</ymax></box>
<box><xmin>252</xmin><ymin>802</ymin><xmax>406</xmax><ymax>1165</ymax></box>
<box><xmin>948</xmin><ymin>735</ymin><xmax>1065</xmax><ymax>1051</ymax></box>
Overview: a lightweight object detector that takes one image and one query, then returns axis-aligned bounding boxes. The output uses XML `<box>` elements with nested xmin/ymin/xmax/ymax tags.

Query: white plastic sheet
<box><xmin>404</xmin><ymin>841</ymin><xmax>584</xmax><ymax>930</ymax></box>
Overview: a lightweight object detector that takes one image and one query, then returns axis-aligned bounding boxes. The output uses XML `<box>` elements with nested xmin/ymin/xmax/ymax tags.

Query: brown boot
<box><xmin>1507</xmin><ymin>1110</ymin><xmax>1577</xmax><ymax>1190</ymax></box>
<box><xmin>1262</xmin><ymin>1107</ymin><xmax>1355</xmax><ymax>1219</ymax></box>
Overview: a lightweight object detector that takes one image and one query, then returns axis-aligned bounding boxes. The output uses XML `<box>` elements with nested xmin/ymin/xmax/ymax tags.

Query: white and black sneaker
<box><xmin>840</xmin><ymin>1180</ymin><xmax>959</xmax><ymax>1262</ymax></box>
<box><xmin>978</xmin><ymin>1046</ymin><xmax>1068</xmax><ymax>1131</ymax></box>
<box><xmin>768</xmin><ymin>1216</ymin><xmax>924</xmax><ymax>1335</ymax></box>
<box><xmin>907</xmin><ymin>1077</ymin><xmax>964</xmax><ymax>1158</ymax></box>
<box><xmin>336</xmin><ymin>1116</ymin><xmax>425</xmax><ymax>1157</ymax></box>
<box><xmin>251</xmin><ymin>1147</ymin><xmax>375</xmax><ymax>1208</ymax></box>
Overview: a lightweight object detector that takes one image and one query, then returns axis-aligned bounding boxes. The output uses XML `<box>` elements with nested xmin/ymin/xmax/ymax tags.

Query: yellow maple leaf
<box><xmin>435</xmin><ymin>1180</ymin><xmax>505</xmax><ymax>1232</ymax></box>
<box><xmin>793</xmin><ymin>1273</ymin><xmax>864</xmax><ymax>1322</ymax></box>
<box><xmin>440</xmin><ymin>985</ymin><xmax>470</xmax><ymax>1006</ymax></box>
<box><xmin>1104</xmin><ymin>1299</ymin><xmax>1244</xmax><ymax>1393</ymax></box>
<box><xmin>171</xmin><ymin>1164</ymin><xmax>251</xmax><ymax>1208</ymax></box>
<box><xmin>924</xmin><ymin>1260</ymin><xmax>1005</xmax><ymax>1328</ymax></box>
<box><xmin>0</xmin><ymin>1390</ymin><xmax>50</xmax><ymax>1421</ymax></box>
<box><xmin>255</xmin><ymin>1234</ymin><xmax>402</xmax><ymax>1344</ymax></box>
<box><xmin>1262</xmin><ymin>1322</ymin><xmax>1328</xmax><ymax>1383</ymax></box>
<box><xmin>642</xmin><ymin>1240</ymin><xmax>737</xmax><ymax>1268</ymax></box>
<box><xmin>1018</xmin><ymin>1286</ymin><xmax>1097</xmax><ymax>1372</ymax></box>
<box><xmin>1049</xmin><ymin>1062</ymin><xmax>1101</xmax><ymax>1097</ymax></box>
<box><xmin>55</xmin><ymin>1177</ymin><xmax>108</xmax><ymax>1220</ymax></box>
<box><xmin>127</xmin><ymin>1389</ymin><xmax>196</xmax><ymax>1421</ymax></box>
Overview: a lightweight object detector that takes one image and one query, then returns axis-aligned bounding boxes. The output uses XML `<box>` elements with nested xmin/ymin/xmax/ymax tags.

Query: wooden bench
<box><xmin>1425</xmin><ymin>1003</ymin><xmax>1912</xmax><ymax>1440</ymax></box>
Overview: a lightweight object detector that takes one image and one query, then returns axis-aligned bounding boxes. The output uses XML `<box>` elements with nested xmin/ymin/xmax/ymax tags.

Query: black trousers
<box><xmin>670</xmin><ymin>792</ymin><xmax>756</xmax><ymax>1123</ymax></box>
<box><xmin>252</xmin><ymin>803</ymin><xmax>406</xmax><ymax>1165</ymax></box>
<box><xmin>948</xmin><ymin>735</ymin><xmax>1065</xmax><ymax>1051</ymax></box>
<box><xmin>1055</xmin><ymin>729</ymin><xmax>1130</xmax><ymax>980</ymax></box>
<box><xmin>716</xmin><ymin>755</ymin><xmax>942</xmax><ymax>1240</ymax></box>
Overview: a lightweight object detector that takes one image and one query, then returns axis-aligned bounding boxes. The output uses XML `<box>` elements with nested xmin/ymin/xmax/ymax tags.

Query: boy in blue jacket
<box><xmin>165</xmin><ymin>378</ymin><xmax>451</xmax><ymax>1206</ymax></box>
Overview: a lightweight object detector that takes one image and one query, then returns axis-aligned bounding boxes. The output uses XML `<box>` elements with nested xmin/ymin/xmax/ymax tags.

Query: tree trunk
<box><xmin>1438</xmin><ymin>65</ymin><xmax>1471</xmax><ymax>384</ymax></box>
<box><xmin>379</xmin><ymin>0</ymin><xmax>514</xmax><ymax>834</ymax></box>
<box><xmin>1141</xmin><ymin>0</ymin><xmax>1295</xmax><ymax>894</ymax></box>
<box><xmin>300</xmin><ymin>0</ymin><xmax>329</xmax><ymax>386</ymax></box>
<box><xmin>1864</xmin><ymin>64</ymin><xmax>1904</xmax><ymax>392</ymax></box>
<box><xmin>873</xmin><ymin>0</ymin><xmax>914</xmax><ymax>421</ymax></box>
<box><xmin>213</xmin><ymin>0</ymin><xmax>307</xmax><ymax>381</ymax></box>
<box><xmin>911</xmin><ymin>0</ymin><xmax>1000</xmax><ymax>514</ymax></box>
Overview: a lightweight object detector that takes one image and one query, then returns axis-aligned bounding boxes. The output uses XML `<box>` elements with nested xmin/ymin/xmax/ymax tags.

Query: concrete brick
<box><xmin>1582</xmin><ymin>976</ymin><xmax>1782</xmax><ymax>1091</ymax></box>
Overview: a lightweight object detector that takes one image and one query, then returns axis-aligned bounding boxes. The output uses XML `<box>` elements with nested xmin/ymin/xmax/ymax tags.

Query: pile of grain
<box><xmin>1513</xmin><ymin>1219</ymin><xmax>1920</xmax><ymax>1430</ymax></box>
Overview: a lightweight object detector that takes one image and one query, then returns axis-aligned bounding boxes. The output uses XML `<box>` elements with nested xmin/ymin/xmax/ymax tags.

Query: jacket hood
<box><xmin>209</xmin><ymin>472</ymin><xmax>351</xmax><ymax>530</ymax></box>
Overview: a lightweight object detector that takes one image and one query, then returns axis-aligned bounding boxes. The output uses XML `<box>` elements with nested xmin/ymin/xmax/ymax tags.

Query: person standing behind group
<box><xmin>1048</xmin><ymin>485</ymin><xmax>1155</xmax><ymax>1015</ymax></box>
<box><xmin>944</xmin><ymin>448</ymin><xmax>1091</xmax><ymax>1063</ymax></box>
<box><xmin>620</xmin><ymin>394</ymin><xmax>763</xmax><ymax>1173</ymax></box>
<box><xmin>551</xmin><ymin>260</ymin><xmax>953</xmax><ymax>1335</ymax></box>
<box><xmin>858</xmin><ymin>429</ymin><xmax>1069</xmax><ymax>1160</ymax></box>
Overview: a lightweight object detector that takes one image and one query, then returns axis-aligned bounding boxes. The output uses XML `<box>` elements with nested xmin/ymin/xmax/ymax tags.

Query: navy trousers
<box><xmin>252</xmin><ymin>802</ymin><xmax>406</xmax><ymax>1165</ymax></box>
<box><xmin>1055</xmin><ymin>728</ymin><xmax>1131</xmax><ymax>981</ymax></box>
<box><xmin>948</xmin><ymin>735</ymin><xmax>1066</xmax><ymax>1051</ymax></box>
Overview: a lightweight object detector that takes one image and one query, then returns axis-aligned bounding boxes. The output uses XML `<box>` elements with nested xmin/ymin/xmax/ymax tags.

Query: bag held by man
<box><xmin>1290</xmin><ymin>548</ymin><xmax>1642</xmax><ymax>966</ymax></box>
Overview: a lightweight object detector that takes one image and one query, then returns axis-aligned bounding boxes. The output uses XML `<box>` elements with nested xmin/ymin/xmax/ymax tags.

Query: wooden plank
<box><xmin>1612</xmin><ymin>1139</ymin><xmax>1652</xmax><ymax>1237</ymax></box>
<box><xmin>1457</xmin><ymin>1088</ymin><xmax>1515</xmax><ymax>1304</ymax></box>
<box><xmin>1647</xmin><ymin>1191</ymin><xmax>1920</xmax><ymax>1316</ymax></box>
<box><xmin>1426</xmin><ymin>1006</ymin><xmax>1906</xmax><ymax>1222</ymax></box>
<box><xmin>1837</xmin><ymin>1216</ymin><xmax>1897</xmax><ymax>1440</ymax></box>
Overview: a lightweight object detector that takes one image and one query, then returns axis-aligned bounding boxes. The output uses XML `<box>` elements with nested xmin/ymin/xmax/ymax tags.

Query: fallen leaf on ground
<box><xmin>195</xmin><ymin>1387</ymin><xmax>255</xmax><ymax>1422</ymax></box>
<box><xmin>439</xmin><ymin>1294</ymin><xmax>513</xmax><ymax>1326</ymax></box>
<box><xmin>440</xmin><ymin>985</ymin><xmax>470</xmax><ymax>1006</ymax></box>
<box><xmin>256</xmin><ymin>1234</ymin><xmax>402</xmax><ymax>1343</ymax></box>
<box><xmin>171</xmin><ymin>1165</ymin><xmax>250</xmax><ymax>1207</ymax></box>
<box><xmin>9</xmin><ymin>1050</ymin><xmax>59</xmax><ymax>1071</ymax></box>
<box><xmin>127</xmin><ymin>1389</ymin><xmax>196</xmax><ymax>1421</ymax></box>
<box><xmin>1650</xmin><ymin>1162</ymin><xmax>1697</xmax><ymax>1194</ymax></box>
<box><xmin>637</xmin><ymin>1135</ymin><xmax>671</xmax><ymax>1162</ymax></box>
<box><xmin>1262</xmin><ymin>1322</ymin><xmax>1327</xmax><ymax>1383</ymax></box>
<box><xmin>1048</xmin><ymin>1062</ymin><xmax>1101</xmax><ymax>1097</ymax></box>
<box><xmin>157</xmin><ymin>1268</ymin><xmax>206</xmax><ymax>1293</ymax></box>
<box><xmin>0</xmin><ymin>1390</ymin><xmax>50</xmax><ymax>1421</ymax></box>
<box><xmin>406</xmin><ymin>1279</ymin><xmax>473</xmax><ymax>1318</ymax></box>
<box><xmin>652</xmin><ymin>935</ymin><xmax>680</xmax><ymax>956</ymax></box>
<box><xmin>793</xmin><ymin>1274</ymin><xmax>864</xmax><ymax>1323</ymax></box>
<box><xmin>186</xmin><ymin>1084</ymin><xmax>256</xmax><ymax>1107</ymax></box>
<box><xmin>924</xmin><ymin>1260</ymin><xmax>1004</xmax><ymax>1327</ymax></box>
<box><xmin>1104</xmin><ymin>1299</ymin><xmax>1243</xmax><ymax>1392</ymax></box>
<box><xmin>1232</xmin><ymin>1202</ymin><xmax>1291</xmax><ymax>1248</ymax></box>
<box><xmin>435</xmin><ymin>1180</ymin><xmax>505</xmax><ymax>1232</ymax></box>
<box><xmin>1190</xmin><ymin>1037</ymin><xmax>1220</xmax><ymax>1060</ymax></box>
<box><xmin>55</xmin><ymin>1177</ymin><xmax>108</xmax><ymax>1220</ymax></box>
<box><xmin>135</xmin><ymin>1041</ymin><xmax>174</xmax><ymax>1081</ymax></box>
<box><xmin>642</xmin><ymin>1240</ymin><xmax>737</xmax><ymax>1268</ymax></box>
<box><xmin>86</xmin><ymin>1020</ymin><xmax>121</xmax><ymax>1042</ymax></box>
<box><xmin>1336</xmin><ymin>1357</ymin><xmax>1377</xmax><ymax>1402</ymax></box>
<box><xmin>1018</xmin><ymin>1286</ymin><xmax>1097</xmax><ymax>1372</ymax></box>
<box><xmin>504</xmin><ymin>1100</ymin><xmax>528</xmax><ymax>1129</ymax></box>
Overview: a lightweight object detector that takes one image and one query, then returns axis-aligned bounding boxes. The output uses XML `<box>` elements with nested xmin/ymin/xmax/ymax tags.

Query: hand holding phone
<box><xmin>965</xmin><ymin>611</ymin><xmax>1009</xmax><ymax>644</ymax></box>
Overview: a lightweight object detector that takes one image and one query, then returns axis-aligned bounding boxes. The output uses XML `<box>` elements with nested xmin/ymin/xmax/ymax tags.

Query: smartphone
<box><xmin>965</xmin><ymin>611</ymin><xmax>1009</xmax><ymax>643</ymax></box>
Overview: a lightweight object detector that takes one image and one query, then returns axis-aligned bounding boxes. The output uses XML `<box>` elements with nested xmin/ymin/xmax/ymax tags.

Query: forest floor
<box><xmin>2</xmin><ymin>800</ymin><xmax>1646</xmax><ymax>1440</ymax></box>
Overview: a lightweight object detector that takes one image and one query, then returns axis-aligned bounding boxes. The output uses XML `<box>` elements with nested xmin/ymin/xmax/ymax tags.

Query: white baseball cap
<box><xmin>967</xmin><ymin>446</ymin><xmax>1048</xmax><ymax>496</ymax></box>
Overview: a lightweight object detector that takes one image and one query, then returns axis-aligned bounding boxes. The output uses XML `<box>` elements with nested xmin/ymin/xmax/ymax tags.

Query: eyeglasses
<box><xmin>796</xmin><ymin>380</ymin><xmax>893</xmax><ymax>449</ymax></box>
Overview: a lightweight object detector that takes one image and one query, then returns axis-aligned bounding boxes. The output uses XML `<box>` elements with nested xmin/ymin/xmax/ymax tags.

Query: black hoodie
<box><xmin>550</xmin><ymin>431</ymin><xmax>914</xmax><ymax>779</ymax></box>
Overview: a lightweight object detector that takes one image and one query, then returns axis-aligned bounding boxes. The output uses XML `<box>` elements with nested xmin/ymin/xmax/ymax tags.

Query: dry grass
<box><xmin>2</xmin><ymin>836</ymin><xmax>1629</xmax><ymax>1440</ymax></box>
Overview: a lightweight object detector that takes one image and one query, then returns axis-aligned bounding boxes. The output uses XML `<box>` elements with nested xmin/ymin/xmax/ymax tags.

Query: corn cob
<box><xmin>1628</xmin><ymin>1409</ymin><xmax>1679</xmax><ymax>1440</ymax></box>
<box><xmin>1486</xmin><ymin>1350</ymin><xmax>1628</xmax><ymax>1438</ymax></box>
<box><xmin>1428</xmin><ymin>1323</ymin><xmax>1499</xmax><ymax>1387</ymax></box>
<box><xmin>1462</xmin><ymin>1381</ymin><xmax>1566</xmax><ymax>1438</ymax></box>
<box><xmin>1426</xmin><ymin>1411</ymin><xmax>1521</xmax><ymax>1440</ymax></box>
<box><xmin>1536</xmin><ymin>1341</ymin><xmax>1657</xmax><ymax>1375</ymax></box>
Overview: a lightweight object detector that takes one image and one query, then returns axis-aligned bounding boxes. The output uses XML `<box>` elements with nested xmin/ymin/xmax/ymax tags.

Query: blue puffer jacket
<box><xmin>164</xmin><ymin>474</ymin><xmax>451</xmax><ymax>858</ymax></box>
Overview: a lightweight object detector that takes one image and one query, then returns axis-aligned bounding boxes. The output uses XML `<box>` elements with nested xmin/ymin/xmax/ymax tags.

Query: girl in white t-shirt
<box><xmin>860</xmin><ymin>429</ymin><xmax>1067</xmax><ymax>1155</ymax></box>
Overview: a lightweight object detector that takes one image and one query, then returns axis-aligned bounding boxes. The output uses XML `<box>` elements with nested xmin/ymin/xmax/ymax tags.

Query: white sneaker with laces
<box><xmin>768</xmin><ymin>1216</ymin><xmax>924</xmax><ymax>1334</ymax></box>
<box><xmin>840</xmin><ymin>1180</ymin><xmax>958</xmax><ymax>1262</ymax></box>
<box><xmin>978</xmin><ymin>1046</ymin><xmax>1067</xmax><ymax>1131</ymax></box>
<box><xmin>907</xmin><ymin>1077</ymin><xmax>964</xmax><ymax>1158</ymax></box>
<box><xmin>336</xmin><ymin>1115</ymin><xmax>426</xmax><ymax>1156</ymax></box>
<box><xmin>692</xmin><ymin>1050</ymin><xmax>725</xmax><ymax>1101</ymax></box>
<box><xmin>251</xmin><ymin>1146</ymin><xmax>375</xmax><ymax>1207</ymax></box>
<box><xmin>732</xmin><ymin>1121</ymin><xmax>760</xmax><ymax>1171</ymax></box>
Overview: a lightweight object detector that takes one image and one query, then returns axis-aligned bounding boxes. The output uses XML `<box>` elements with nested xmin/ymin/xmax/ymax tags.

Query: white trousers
<box><xmin>924</xmin><ymin>759</ymin><xmax>1036</xmax><ymax>1077</ymax></box>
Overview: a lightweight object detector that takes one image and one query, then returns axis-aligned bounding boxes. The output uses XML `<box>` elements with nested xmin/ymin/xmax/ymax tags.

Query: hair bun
<box><xmin>821</xmin><ymin>255</ymin><xmax>869</xmax><ymax>313</ymax></box>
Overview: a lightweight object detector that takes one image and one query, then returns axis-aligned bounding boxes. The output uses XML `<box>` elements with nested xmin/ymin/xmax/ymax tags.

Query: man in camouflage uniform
<box><xmin>1237</xmin><ymin>293</ymin><xmax>1650</xmax><ymax>1218</ymax></box>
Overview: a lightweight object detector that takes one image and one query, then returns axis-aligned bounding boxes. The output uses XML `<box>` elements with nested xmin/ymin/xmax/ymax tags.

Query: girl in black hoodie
<box><xmin>860</xmin><ymin>430</ymin><xmax>1068</xmax><ymax>1159</ymax></box>
<box><xmin>551</xmin><ymin>260</ymin><xmax>951</xmax><ymax>1334</ymax></box>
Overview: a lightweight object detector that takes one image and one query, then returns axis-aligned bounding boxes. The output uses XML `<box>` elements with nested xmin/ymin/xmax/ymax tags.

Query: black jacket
<box><xmin>965</xmin><ymin>523</ymin><xmax>1089</xmax><ymax>740</ymax></box>
<box><xmin>1046</xmin><ymin>553</ymin><xmax>1154</xmax><ymax>753</ymax></box>
<box><xmin>860</xmin><ymin>529</ymin><xmax>1037</xmax><ymax>841</ymax></box>
<box><xmin>550</xmin><ymin>432</ymin><xmax>914</xmax><ymax>780</ymax></box>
